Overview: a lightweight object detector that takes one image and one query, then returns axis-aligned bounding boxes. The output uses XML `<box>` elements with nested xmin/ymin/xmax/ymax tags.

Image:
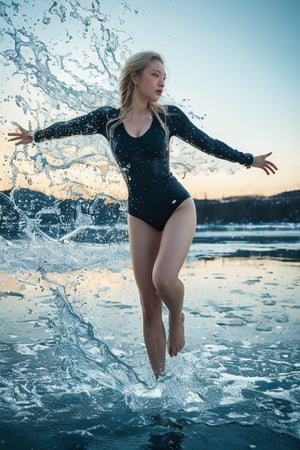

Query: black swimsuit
<box><xmin>34</xmin><ymin>105</ymin><xmax>253</xmax><ymax>231</ymax></box>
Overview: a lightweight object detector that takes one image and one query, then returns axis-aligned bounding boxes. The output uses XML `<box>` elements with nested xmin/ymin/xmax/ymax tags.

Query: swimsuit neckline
<box><xmin>122</xmin><ymin>117</ymin><xmax>154</xmax><ymax>140</ymax></box>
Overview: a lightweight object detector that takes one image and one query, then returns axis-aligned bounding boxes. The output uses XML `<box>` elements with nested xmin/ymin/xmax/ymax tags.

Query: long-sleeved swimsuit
<box><xmin>34</xmin><ymin>105</ymin><xmax>253</xmax><ymax>230</ymax></box>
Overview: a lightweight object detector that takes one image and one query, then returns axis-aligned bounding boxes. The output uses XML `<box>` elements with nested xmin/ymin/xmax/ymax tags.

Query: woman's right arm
<box><xmin>8</xmin><ymin>107</ymin><xmax>114</xmax><ymax>145</ymax></box>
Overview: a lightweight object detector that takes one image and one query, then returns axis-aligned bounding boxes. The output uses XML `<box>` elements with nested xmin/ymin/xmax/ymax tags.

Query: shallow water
<box><xmin>0</xmin><ymin>226</ymin><xmax>299</xmax><ymax>449</ymax></box>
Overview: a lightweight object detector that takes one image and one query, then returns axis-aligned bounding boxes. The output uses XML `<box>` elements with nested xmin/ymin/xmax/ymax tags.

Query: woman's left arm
<box><xmin>167</xmin><ymin>106</ymin><xmax>278</xmax><ymax>174</ymax></box>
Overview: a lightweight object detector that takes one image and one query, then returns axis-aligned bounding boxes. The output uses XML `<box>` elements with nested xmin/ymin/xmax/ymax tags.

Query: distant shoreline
<box><xmin>1</xmin><ymin>188</ymin><xmax>299</xmax><ymax>241</ymax></box>
<box><xmin>2</xmin><ymin>188</ymin><xmax>299</xmax><ymax>203</ymax></box>
<box><xmin>194</xmin><ymin>189</ymin><xmax>300</xmax><ymax>224</ymax></box>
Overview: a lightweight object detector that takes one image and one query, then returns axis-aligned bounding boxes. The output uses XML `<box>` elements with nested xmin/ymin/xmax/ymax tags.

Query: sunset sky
<box><xmin>1</xmin><ymin>0</ymin><xmax>299</xmax><ymax>199</ymax></box>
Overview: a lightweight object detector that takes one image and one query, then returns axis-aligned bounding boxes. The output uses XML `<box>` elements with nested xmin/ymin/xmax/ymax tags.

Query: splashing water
<box><xmin>1</xmin><ymin>0</ymin><xmax>129</xmax><ymax>200</ymax></box>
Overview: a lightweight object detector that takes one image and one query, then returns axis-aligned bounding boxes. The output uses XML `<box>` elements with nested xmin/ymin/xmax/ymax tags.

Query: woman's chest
<box><xmin>111</xmin><ymin>121</ymin><xmax>168</xmax><ymax>166</ymax></box>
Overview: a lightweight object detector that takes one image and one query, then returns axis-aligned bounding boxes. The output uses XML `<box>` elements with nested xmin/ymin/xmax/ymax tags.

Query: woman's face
<box><xmin>134</xmin><ymin>59</ymin><xmax>166</xmax><ymax>102</ymax></box>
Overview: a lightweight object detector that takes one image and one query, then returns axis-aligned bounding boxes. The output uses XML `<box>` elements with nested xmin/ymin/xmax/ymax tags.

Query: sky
<box><xmin>1</xmin><ymin>0</ymin><xmax>300</xmax><ymax>199</ymax></box>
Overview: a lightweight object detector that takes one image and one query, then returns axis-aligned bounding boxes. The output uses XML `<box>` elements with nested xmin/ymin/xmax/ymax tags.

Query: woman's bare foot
<box><xmin>168</xmin><ymin>312</ymin><xmax>185</xmax><ymax>357</ymax></box>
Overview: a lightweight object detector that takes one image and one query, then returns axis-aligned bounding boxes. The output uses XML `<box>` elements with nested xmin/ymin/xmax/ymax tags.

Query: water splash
<box><xmin>1</xmin><ymin>0</ymin><xmax>133</xmax><ymax>200</ymax></box>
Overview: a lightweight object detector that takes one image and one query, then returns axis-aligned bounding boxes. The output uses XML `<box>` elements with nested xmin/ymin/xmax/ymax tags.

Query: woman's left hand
<box><xmin>251</xmin><ymin>152</ymin><xmax>278</xmax><ymax>175</ymax></box>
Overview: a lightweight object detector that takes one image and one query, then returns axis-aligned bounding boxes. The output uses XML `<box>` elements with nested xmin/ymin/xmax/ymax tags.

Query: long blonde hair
<box><xmin>108</xmin><ymin>51</ymin><xmax>167</xmax><ymax>138</ymax></box>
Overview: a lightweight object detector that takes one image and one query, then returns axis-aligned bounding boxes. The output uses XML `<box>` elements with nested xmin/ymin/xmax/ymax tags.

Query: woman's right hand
<box><xmin>8</xmin><ymin>124</ymin><xmax>33</xmax><ymax>146</ymax></box>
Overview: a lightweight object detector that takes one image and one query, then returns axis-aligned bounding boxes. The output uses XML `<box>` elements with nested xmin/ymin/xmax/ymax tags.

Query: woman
<box><xmin>8</xmin><ymin>51</ymin><xmax>277</xmax><ymax>378</ymax></box>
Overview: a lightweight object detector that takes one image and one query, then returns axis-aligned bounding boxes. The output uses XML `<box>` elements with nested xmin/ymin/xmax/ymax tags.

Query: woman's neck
<box><xmin>131</xmin><ymin>93</ymin><xmax>151</xmax><ymax>117</ymax></box>
<box><xmin>126</xmin><ymin>105</ymin><xmax>152</xmax><ymax>121</ymax></box>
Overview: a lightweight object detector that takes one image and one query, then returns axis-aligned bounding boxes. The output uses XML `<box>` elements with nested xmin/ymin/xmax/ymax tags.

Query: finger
<box><xmin>262</xmin><ymin>158</ymin><xmax>278</xmax><ymax>173</ymax></box>
<box><xmin>8</xmin><ymin>136</ymin><xmax>21</xmax><ymax>142</ymax></box>
<box><xmin>264</xmin><ymin>158</ymin><xmax>278</xmax><ymax>170</ymax></box>
<box><xmin>8</xmin><ymin>132</ymin><xmax>22</xmax><ymax>137</ymax></box>
<box><xmin>262</xmin><ymin>167</ymin><xmax>269</xmax><ymax>175</ymax></box>
<box><xmin>263</xmin><ymin>152</ymin><xmax>272</xmax><ymax>159</ymax></box>
<box><xmin>266</xmin><ymin>163</ymin><xmax>278</xmax><ymax>174</ymax></box>
<box><xmin>8</xmin><ymin>137</ymin><xmax>28</xmax><ymax>145</ymax></box>
<box><xmin>15</xmin><ymin>123</ymin><xmax>27</xmax><ymax>133</ymax></box>
<box><xmin>263</xmin><ymin>164</ymin><xmax>276</xmax><ymax>175</ymax></box>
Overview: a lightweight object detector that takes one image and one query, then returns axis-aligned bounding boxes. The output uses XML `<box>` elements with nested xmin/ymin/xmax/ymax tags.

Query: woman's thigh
<box><xmin>128</xmin><ymin>214</ymin><xmax>161</xmax><ymax>299</ymax></box>
<box><xmin>153</xmin><ymin>198</ymin><xmax>196</xmax><ymax>283</ymax></box>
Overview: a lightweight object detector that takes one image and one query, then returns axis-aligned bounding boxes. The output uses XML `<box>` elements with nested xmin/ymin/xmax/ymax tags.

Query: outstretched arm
<box><xmin>8</xmin><ymin>125</ymin><xmax>33</xmax><ymax>146</ymax></box>
<box><xmin>7</xmin><ymin>106</ymin><xmax>116</xmax><ymax>145</ymax></box>
<box><xmin>167</xmin><ymin>106</ymin><xmax>278</xmax><ymax>174</ymax></box>
<box><xmin>251</xmin><ymin>152</ymin><xmax>278</xmax><ymax>175</ymax></box>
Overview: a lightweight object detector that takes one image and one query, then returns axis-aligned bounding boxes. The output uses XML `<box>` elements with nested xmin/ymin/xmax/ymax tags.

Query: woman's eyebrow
<box><xmin>152</xmin><ymin>69</ymin><xmax>167</xmax><ymax>77</ymax></box>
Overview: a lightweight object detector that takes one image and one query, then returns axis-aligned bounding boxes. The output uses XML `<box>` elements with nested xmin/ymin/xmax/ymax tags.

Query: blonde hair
<box><xmin>108</xmin><ymin>51</ymin><xmax>167</xmax><ymax>138</ymax></box>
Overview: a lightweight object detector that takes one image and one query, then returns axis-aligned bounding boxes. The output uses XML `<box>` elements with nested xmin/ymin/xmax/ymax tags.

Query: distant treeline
<box><xmin>0</xmin><ymin>189</ymin><xmax>299</xmax><ymax>240</ymax></box>
<box><xmin>194</xmin><ymin>190</ymin><xmax>300</xmax><ymax>223</ymax></box>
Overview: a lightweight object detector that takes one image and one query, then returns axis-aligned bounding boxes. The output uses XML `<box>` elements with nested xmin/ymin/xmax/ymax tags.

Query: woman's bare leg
<box><xmin>128</xmin><ymin>215</ymin><xmax>166</xmax><ymax>378</ymax></box>
<box><xmin>128</xmin><ymin>198</ymin><xmax>196</xmax><ymax>375</ymax></box>
<box><xmin>152</xmin><ymin>198</ymin><xmax>196</xmax><ymax>357</ymax></box>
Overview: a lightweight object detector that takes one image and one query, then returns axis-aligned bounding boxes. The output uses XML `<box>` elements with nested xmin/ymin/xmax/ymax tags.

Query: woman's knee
<box><xmin>152</xmin><ymin>269</ymin><xmax>174</xmax><ymax>297</ymax></box>
<box><xmin>138</xmin><ymin>289</ymin><xmax>162</xmax><ymax>320</ymax></box>
<box><xmin>141</xmin><ymin>300</ymin><xmax>163</xmax><ymax>324</ymax></box>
